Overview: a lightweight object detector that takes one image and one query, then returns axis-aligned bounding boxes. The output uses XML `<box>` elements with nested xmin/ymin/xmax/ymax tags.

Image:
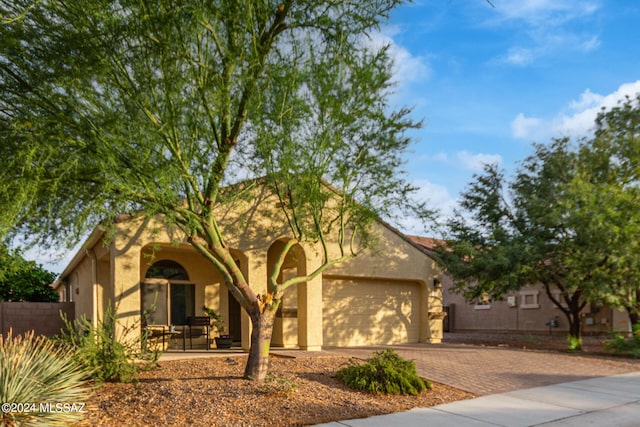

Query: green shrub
<box><xmin>336</xmin><ymin>348</ymin><xmax>431</xmax><ymax>395</ymax></box>
<box><xmin>605</xmin><ymin>328</ymin><xmax>640</xmax><ymax>358</ymax></box>
<box><xmin>0</xmin><ymin>330</ymin><xmax>91</xmax><ymax>427</ymax></box>
<box><xmin>566</xmin><ymin>335</ymin><xmax>583</xmax><ymax>352</ymax></box>
<box><xmin>57</xmin><ymin>302</ymin><xmax>160</xmax><ymax>383</ymax></box>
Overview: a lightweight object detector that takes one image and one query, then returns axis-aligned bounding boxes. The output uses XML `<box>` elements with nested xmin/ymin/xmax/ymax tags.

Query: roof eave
<box><xmin>52</xmin><ymin>226</ymin><xmax>105</xmax><ymax>289</ymax></box>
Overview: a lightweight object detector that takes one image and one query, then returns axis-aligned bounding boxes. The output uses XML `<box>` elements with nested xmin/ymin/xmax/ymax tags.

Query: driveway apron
<box><xmin>322</xmin><ymin>343</ymin><xmax>640</xmax><ymax>396</ymax></box>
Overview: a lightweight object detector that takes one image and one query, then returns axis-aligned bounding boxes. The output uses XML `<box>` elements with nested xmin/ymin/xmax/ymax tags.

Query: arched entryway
<box><xmin>268</xmin><ymin>239</ymin><xmax>306</xmax><ymax>348</ymax></box>
<box><xmin>141</xmin><ymin>259</ymin><xmax>194</xmax><ymax>326</ymax></box>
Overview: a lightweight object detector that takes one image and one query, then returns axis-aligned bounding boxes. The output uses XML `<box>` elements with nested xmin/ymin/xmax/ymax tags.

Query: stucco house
<box><xmin>441</xmin><ymin>280</ymin><xmax>630</xmax><ymax>335</ymax></box>
<box><xmin>408</xmin><ymin>236</ymin><xmax>630</xmax><ymax>335</ymax></box>
<box><xmin>53</xmin><ymin>187</ymin><xmax>446</xmax><ymax>351</ymax></box>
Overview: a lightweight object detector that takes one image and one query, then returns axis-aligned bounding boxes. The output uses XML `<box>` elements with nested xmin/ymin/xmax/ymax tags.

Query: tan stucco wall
<box><xmin>56</xmin><ymin>186</ymin><xmax>445</xmax><ymax>349</ymax></box>
<box><xmin>323</xmin><ymin>222</ymin><xmax>444</xmax><ymax>345</ymax></box>
<box><xmin>322</xmin><ymin>277</ymin><xmax>422</xmax><ymax>346</ymax></box>
<box><xmin>327</xmin><ymin>224</ymin><xmax>437</xmax><ymax>281</ymax></box>
<box><xmin>70</xmin><ymin>256</ymin><xmax>94</xmax><ymax>323</ymax></box>
<box><xmin>444</xmin><ymin>280</ymin><xmax>621</xmax><ymax>334</ymax></box>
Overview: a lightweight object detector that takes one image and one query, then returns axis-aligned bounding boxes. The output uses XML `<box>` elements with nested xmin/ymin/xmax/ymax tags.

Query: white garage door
<box><xmin>322</xmin><ymin>277</ymin><xmax>421</xmax><ymax>347</ymax></box>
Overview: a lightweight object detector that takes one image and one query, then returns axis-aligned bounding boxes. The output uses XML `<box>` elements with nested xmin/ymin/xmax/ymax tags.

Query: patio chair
<box><xmin>186</xmin><ymin>316</ymin><xmax>210</xmax><ymax>350</ymax></box>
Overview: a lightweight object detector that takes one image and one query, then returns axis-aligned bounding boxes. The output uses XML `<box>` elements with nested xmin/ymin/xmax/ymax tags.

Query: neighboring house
<box><xmin>407</xmin><ymin>236</ymin><xmax>630</xmax><ymax>335</ymax></box>
<box><xmin>53</xmin><ymin>187</ymin><xmax>446</xmax><ymax>351</ymax></box>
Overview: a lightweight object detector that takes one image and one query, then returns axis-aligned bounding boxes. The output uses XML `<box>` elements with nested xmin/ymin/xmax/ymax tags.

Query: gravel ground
<box><xmin>78</xmin><ymin>355</ymin><xmax>475</xmax><ymax>427</ymax></box>
<box><xmin>77</xmin><ymin>332</ymin><xmax>633</xmax><ymax>426</ymax></box>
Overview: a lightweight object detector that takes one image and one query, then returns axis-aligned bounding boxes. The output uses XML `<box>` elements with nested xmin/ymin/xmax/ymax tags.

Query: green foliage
<box><xmin>0</xmin><ymin>243</ymin><xmax>57</xmax><ymax>302</ymax></box>
<box><xmin>202</xmin><ymin>305</ymin><xmax>226</xmax><ymax>335</ymax></box>
<box><xmin>0</xmin><ymin>330</ymin><xmax>91</xmax><ymax>427</ymax></box>
<box><xmin>0</xmin><ymin>0</ymin><xmax>421</xmax><ymax>253</ymax></box>
<box><xmin>0</xmin><ymin>0</ymin><xmax>425</xmax><ymax>381</ymax></box>
<box><xmin>570</xmin><ymin>95</ymin><xmax>640</xmax><ymax>325</ymax></box>
<box><xmin>605</xmin><ymin>326</ymin><xmax>640</xmax><ymax>358</ymax></box>
<box><xmin>57</xmin><ymin>303</ymin><xmax>160</xmax><ymax>384</ymax></box>
<box><xmin>438</xmin><ymin>95</ymin><xmax>640</xmax><ymax>338</ymax></box>
<box><xmin>436</xmin><ymin>140</ymin><xmax>589</xmax><ymax>338</ymax></box>
<box><xmin>336</xmin><ymin>349</ymin><xmax>431</xmax><ymax>396</ymax></box>
<box><xmin>566</xmin><ymin>335</ymin><xmax>583</xmax><ymax>352</ymax></box>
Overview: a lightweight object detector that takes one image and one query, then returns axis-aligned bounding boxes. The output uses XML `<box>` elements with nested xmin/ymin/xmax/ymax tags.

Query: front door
<box><xmin>228</xmin><ymin>290</ymin><xmax>241</xmax><ymax>343</ymax></box>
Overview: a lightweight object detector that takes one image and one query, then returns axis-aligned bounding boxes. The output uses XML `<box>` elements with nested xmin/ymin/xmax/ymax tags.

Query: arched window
<box><xmin>142</xmin><ymin>260</ymin><xmax>193</xmax><ymax>325</ymax></box>
<box><xmin>145</xmin><ymin>260</ymin><xmax>189</xmax><ymax>280</ymax></box>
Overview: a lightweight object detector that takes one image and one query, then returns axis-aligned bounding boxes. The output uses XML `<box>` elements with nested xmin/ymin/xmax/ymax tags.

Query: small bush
<box><xmin>566</xmin><ymin>335</ymin><xmax>583</xmax><ymax>352</ymax></box>
<box><xmin>605</xmin><ymin>329</ymin><xmax>640</xmax><ymax>358</ymax></box>
<box><xmin>57</xmin><ymin>302</ymin><xmax>160</xmax><ymax>384</ymax></box>
<box><xmin>336</xmin><ymin>348</ymin><xmax>431</xmax><ymax>395</ymax></box>
<box><xmin>0</xmin><ymin>330</ymin><xmax>91</xmax><ymax>426</ymax></box>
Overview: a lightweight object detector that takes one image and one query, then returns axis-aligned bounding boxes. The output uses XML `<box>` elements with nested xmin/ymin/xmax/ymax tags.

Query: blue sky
<box><xmin>27</xmin><ymin>0</ymin><xmax>640</xmax><ymax>272</ymax></box>
<box><xmin>379</xmin><ymin>0</ymin><xmax>640</xmax><ymax>232</ymax></box>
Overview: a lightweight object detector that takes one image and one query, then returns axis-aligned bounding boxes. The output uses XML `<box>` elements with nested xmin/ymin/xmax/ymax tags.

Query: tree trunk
<box><xmin>625</xmin><ymin>305</ymin><xmax>639</xmax><ymax>333</ymax></box>
<box><xmin>628</xmin><ymin>310</ymin><xmax>639</xmax><ymax>328</ymax></box>
<box><xmin>563</xmin><ymin>306</ymin><xmax>582</xmax><ymax>350</ymax></box>
<box><xmin>567</xmin><ymin>311</ymin><xmax>581</xmax><ymax>338</ymax></box>
<box><xmin>244</xmin><ymin>308</ymin><xmax>276</xmax><ymax>381</ymax></box>
<box><xmin>627</xmin><ymin>289</ymin><xmax>640</xmax><ymax>328</ymax></box>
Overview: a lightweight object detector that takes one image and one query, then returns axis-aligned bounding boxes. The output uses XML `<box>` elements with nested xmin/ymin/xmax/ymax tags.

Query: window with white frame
<box><xmin>519</xmin><ymin>289</ymin><xmax>540</xmax><ymax>309</ymax></box>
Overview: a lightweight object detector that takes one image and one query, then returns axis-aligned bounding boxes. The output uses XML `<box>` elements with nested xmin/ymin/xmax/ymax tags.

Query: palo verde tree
<box><xmin>0</xmin><ymin>1</ymin><xmax>427</xmax><ymax>380</ymax></box>
<box><xmin>437</xmin><ymin>140</ymin><xmax>607</xmax><ymax>346</ymax></box>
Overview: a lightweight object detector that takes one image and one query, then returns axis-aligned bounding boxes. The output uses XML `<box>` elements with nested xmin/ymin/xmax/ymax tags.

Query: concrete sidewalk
<box><xmin>315</xmin><ymin>371</ymin><xmax>640</xmax><ymax>427</ymax></box>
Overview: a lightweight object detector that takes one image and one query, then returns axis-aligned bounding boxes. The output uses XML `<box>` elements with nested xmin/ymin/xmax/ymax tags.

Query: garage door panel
<box><xmin>323</xmin><ymin>278</ymin><xmax>420</xmax><ymax>347</ymax></box>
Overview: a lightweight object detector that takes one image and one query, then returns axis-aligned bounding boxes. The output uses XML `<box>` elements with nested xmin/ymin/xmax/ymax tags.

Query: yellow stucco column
<box><xmin>111</xmin><ymin>231</ymin><xmax>143</xmax><ymax>343</ymax></box>
<box><xmin>426</xmin><ymin>278</ymin><xmax>445</xmax><ymax>344</ymax></box>
<box><xmin>297</xmin><ymin>243</ymin><xmax>323</xmax><ymax>351</ymax></box>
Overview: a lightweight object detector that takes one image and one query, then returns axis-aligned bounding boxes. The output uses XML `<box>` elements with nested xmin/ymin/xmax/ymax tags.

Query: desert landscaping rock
<box><xmin>79</xmin><ymin>355</ymin><xmax>474</xmax><ymax>426</ymax></box>
<box><xmin>78</xmin><ymin>333</ymin><xmax>640</xmax><ymax>426</ymax></box>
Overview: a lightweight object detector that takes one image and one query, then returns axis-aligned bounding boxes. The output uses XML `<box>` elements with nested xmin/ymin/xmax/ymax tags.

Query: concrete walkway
<box><xmin>314</xmin><ymin>372</ymin><xmax>640</xmax><ymax>426</ymax></box>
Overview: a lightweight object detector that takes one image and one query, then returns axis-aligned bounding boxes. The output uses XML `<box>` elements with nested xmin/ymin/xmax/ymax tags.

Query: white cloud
<box><xmin>488</xmin><ymin>1</ymin><xmax>601</xmax><ymax>66</ymax></box>
<box><xmin>503</xmin><ymin>47</ymin><xmax>535</xmax><ymax>66</ymax></box>
<box><xmin>511</xmin><ymin>113</ymin><xmax>545</xmax><ymax>140</ymax></box>
<box><xmin>568</xmin><ymin>88</ymin><xmax>603</xmax><ymax>111</ymax></box>
<box><xmin>456</xmin><ymin>151</ymin><xmax>503</xmax><ymax>171</ymax></box>
<box><xmin>554</xmin><ymin>81</ymin><xmax>640</xmax><ymax>137</ymax></box>
<box><xmin>492</xmin><ymin>1</ymin><xmax>600</xmax><ymax>26</ymax></box>
<box><xmin>511</xmin><ymin>80</ymin><xmax>640</xmax><ymax>141</ymax></box>
<box><xmin>363</xmin><ymin>30</ymin><xmax>431</xmax><ymax>86</ymax></box>
<box><xmin>398</xmin><ymin>179</ymin><xmax>458</xmax><ymax>234</ymax></box>
<box><xmin>579</xmin><ymin>36</ymin><xmax>600</xmax><ymax>52</ymax></box>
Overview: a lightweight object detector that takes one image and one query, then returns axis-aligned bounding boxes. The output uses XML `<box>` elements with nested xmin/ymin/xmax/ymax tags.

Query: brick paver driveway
<box><xmin>323</xmin><ymin>343</ymin><xmax>640</xmax><ymax>396</ymax></box>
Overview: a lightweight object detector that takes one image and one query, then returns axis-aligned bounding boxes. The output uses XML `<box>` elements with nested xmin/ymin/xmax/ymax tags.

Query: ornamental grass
<box><xmin>0</xmin><ymin>330</ymin><xmax>92</xmax><ymax>427</ymax></box>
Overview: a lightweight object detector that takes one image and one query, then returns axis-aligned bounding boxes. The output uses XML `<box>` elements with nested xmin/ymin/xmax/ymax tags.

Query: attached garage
<box><xmin>53</xmin><ymin>192</ymin><xmax>446</xmax><ymax>351</ymax></box>
<box><xmin>322</xmin><ymin>277</ymin><xmax>423</xmax><ymax>347</ymax></box>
